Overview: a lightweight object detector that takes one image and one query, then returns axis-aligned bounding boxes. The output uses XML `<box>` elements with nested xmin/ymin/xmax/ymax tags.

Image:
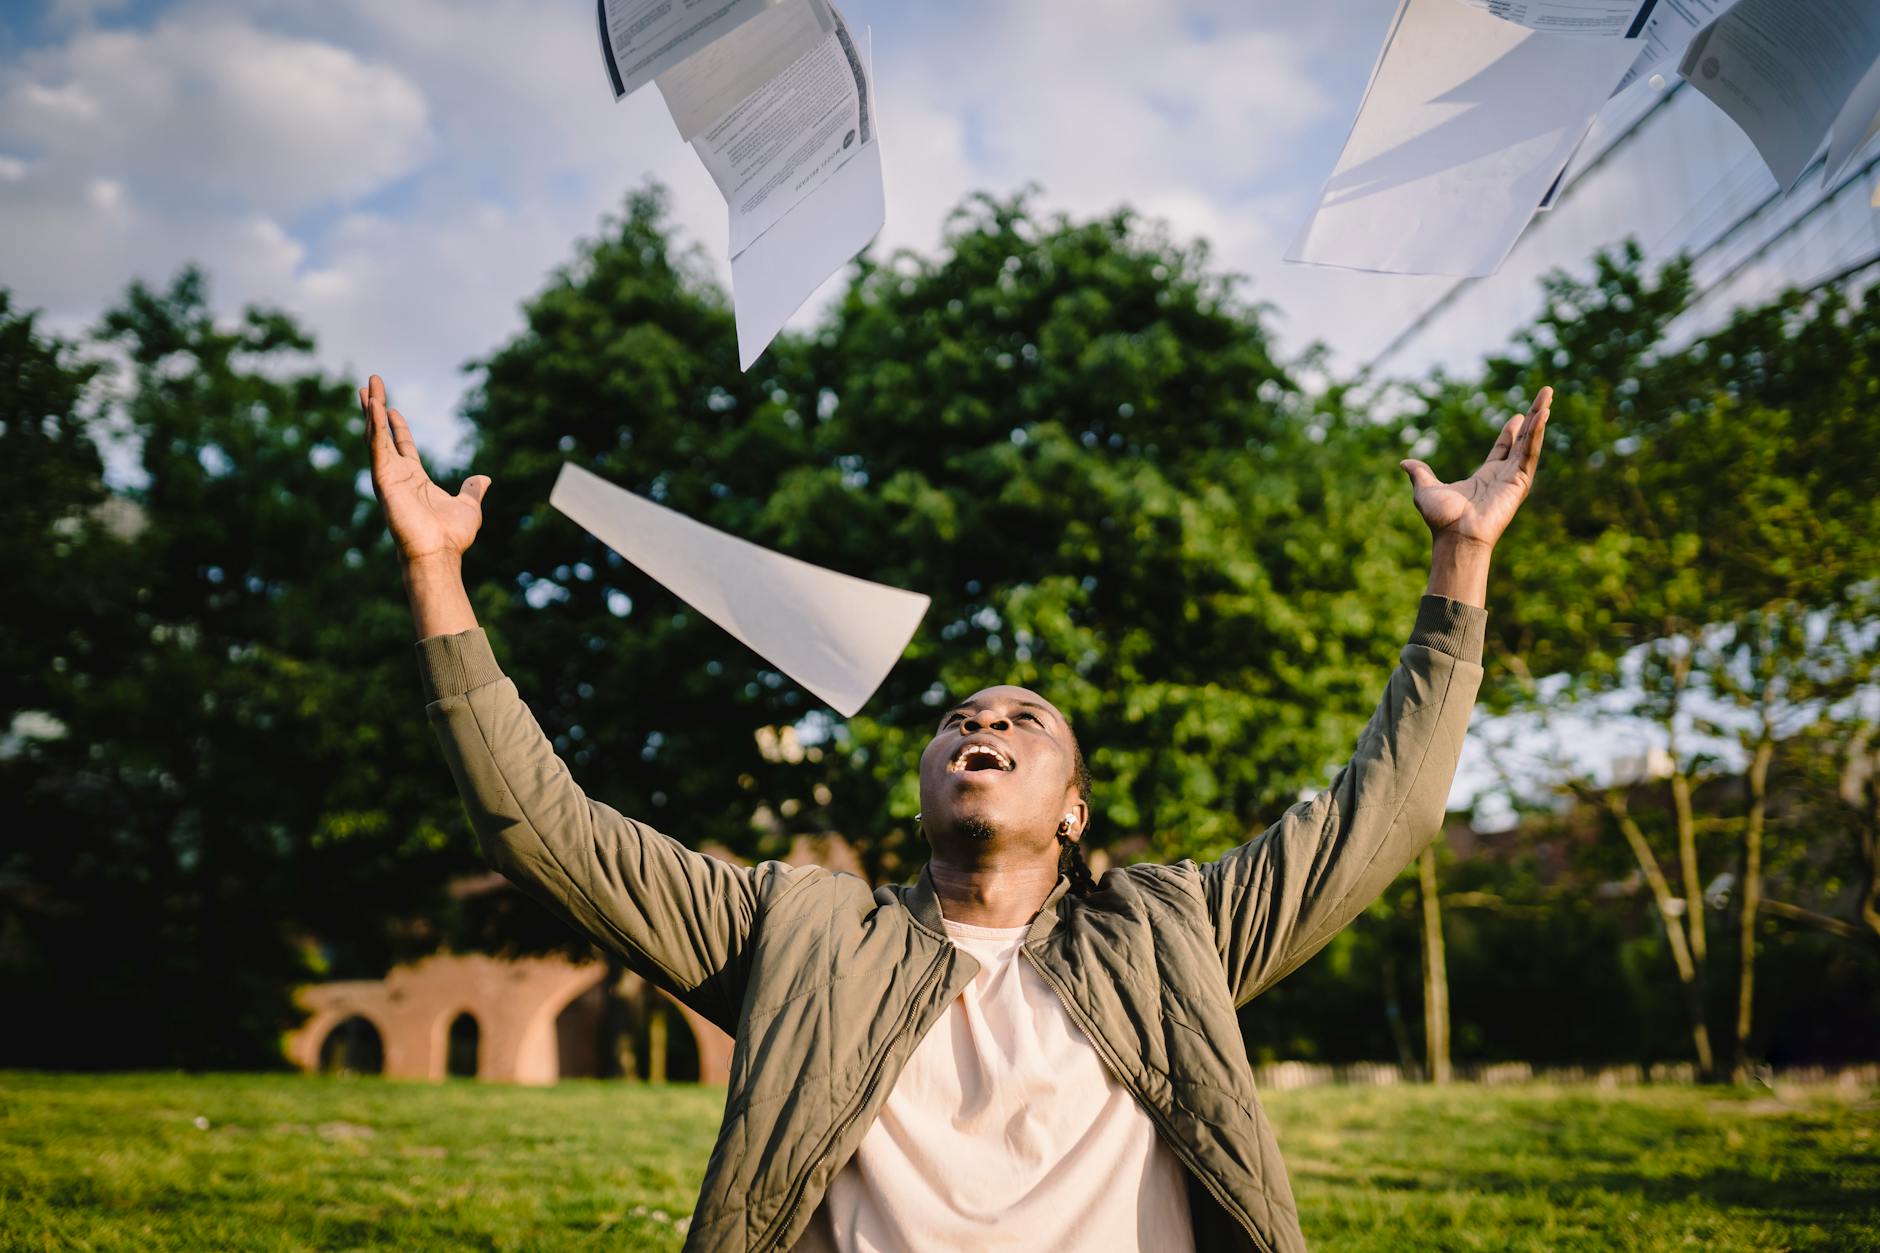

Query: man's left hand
<box><xmin>1400</xmin><ymin>386</ymin><xmax>1551</xmax><ymax>551</ymax></box>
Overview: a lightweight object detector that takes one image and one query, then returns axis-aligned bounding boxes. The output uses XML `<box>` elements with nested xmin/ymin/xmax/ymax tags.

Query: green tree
<box><xmin>1415</xmin><ymin>250</ymin><xmax>1880</xmax><ymax>1078</ymax></box>
<box><xmin>0</xmin><ymin>274</ymin><xmax>472</xmax><ymax>1068</ymax></box>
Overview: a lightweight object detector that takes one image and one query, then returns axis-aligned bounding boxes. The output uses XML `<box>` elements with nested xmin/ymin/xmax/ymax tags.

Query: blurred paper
<box><xmin>656</xmin><ymin>0</ymin><xmax>834</xmax><ymax>141</ymax></box>
<box><xmin>1459</xmin><ymin>0</ymin><xmax>1659</xmax><ymax>37</ymax></box>
<box><xmin>550</xmin><ymin>463</ymin><xmax>928</xmax><ymax>717</ymax></box>
<box><xmin>595</xmin><ymin>0</ymin><xmax>778</xmax><ymax>100</ymax></box>
<box><xmin>1289</xmin><ymin>0</ymin><xmax>1639</xmax><ymax>276</ymax></box>
<box><xmin>1824</xmin><ymin>56</ymin><xmax>1880</xmax><ymax>183</ymax></box>
<box><xmin>1613</xmin><ymin>0</ymin><xmax>1736</xmax><ymax>94</ymax></box>
<box><xmin>1680</xmin><ymin>0</ymin><xmax>1880</xmax><ymax>188</ymax></box>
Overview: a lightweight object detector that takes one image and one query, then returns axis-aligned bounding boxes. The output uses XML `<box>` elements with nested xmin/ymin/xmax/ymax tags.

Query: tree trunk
<box><xmin>1733</xmin><ymin>737</ymin><xmax>1774</xmax><ymax>1082</ymax></box>
<box><xmin>646</xmin><ymin>992</ymin><xmax>669</xmax><ymax>1083</ymax></box>
<box><xmin>1605</xmin><ymin>790</ymin><xmax>1717</xmax><ymax>1079</ymax></box>
<box><xmin>1666</xmin><ymin>650</ymin><xmax>1708</xmax><ymax>974</ymax></box>
<box><xmin>1378</xmin><ymin>936</ymin><xmax>1420</xmax><ymax>1077</ymax></box>
<box><xmin>1418</xmin><ymin>844</ymin><xmax>1452</xmax><ymax>1085</ymax></box>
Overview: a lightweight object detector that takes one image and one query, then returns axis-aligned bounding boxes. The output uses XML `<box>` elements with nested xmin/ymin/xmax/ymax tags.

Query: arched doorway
<box><xmin>552</xmin><ymin>978</ymin><xmax>701</xmax><ymax>1081</ymax></box>
<box><xmin>446</xmin><ymin>1012</ymin><xmax>480</xmax><ymax>1078</ymax></box>
<box><xmin>318</xmin><ymin>1015</ymin><xmax>384</xmax><ymax>1076</ymax></box>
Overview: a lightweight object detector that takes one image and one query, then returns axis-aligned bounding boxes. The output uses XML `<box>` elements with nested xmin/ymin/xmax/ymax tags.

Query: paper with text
<box><xmin>1612</xmin><ymin>0</ymin><xmax>1736</xmax><ymax>94</ymax></box>
<box><xmin>1460</xmin><ymin>0</ymin><xmax>1659</xmax><ymax>37</ymax></box>
<box><xmin>656</xmin><ymin>0</ymin><xmax>835</xmax><ymax>141</ymax></box>
<box><xmin>596</xmin><ymin>0</ymin><xmax>780</xmax><ymax>101</ymax></box>
<box><xmin>1680</xmin><ymin>0</ymin><xmax>1880</xmax><ymax>187</ymax></box>
<box><xmin>549</xmin><ymin>463</ymin><xmax>928</xmax><ymax>717</ymax></box>
<box><xmin>1289</xmin><ymin>0</ymin><xmax>1639</xmax><ymax>276</ymax></box>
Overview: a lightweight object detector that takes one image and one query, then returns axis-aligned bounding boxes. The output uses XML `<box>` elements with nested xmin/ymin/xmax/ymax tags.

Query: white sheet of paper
<box><xmin>1824</xmin><ymin>54</ymin><xmax>1880</xmax><ymax>183</ymax></box>
<box><xmin>1458</xmin><ymin>0</ymin><xmax>1658</xmax><ymax>37</ymax></box>
<box><xmin>1288</xmin><ymin>0</ymin><xmax>1639</xmax><ymax>277</ymax></box>
<box><xmin>1680</xmin><ymin>0</ymin><xmax>1880</xmax><ymax>188</ymax></box>
<box><xmin>656</xmin><ymin>0</ymin><xmax>834</xmax><ymax>142</ymax></box>
<box><xmin>549</xmin><ymin>463</ymin><xmax>928</xmax><ymax>717</ymax></box>
<box><xmin>597</xmin><ymin>0</ymin><xmax>778</xmax><ymax>101</ymax></box>
<box><xmin>1613</xmin><ymin>0</ymin><xmax>1736</xmax><ymax>95</ymax></box>
<box><xmin>725</xmin><ymin>25</ymin><xmax>882</xmax><ymax>370</ymax></box>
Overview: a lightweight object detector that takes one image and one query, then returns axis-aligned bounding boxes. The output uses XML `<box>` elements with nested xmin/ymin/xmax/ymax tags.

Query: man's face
<box><xmin>916</xmin><ymin>685</ymin><xmax>1085</xmax><ymax>860</ymax></box>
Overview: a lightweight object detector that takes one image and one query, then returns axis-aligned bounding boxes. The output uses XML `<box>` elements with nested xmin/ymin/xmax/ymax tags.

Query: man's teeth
<box><xmin>950</xmin><ymin>745</ymin><xmax>1013</xmax><ymax>773</ymax></box>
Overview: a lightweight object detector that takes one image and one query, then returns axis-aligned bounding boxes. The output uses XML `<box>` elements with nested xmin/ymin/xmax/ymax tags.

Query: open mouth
<box><xmin>949</xmin><ymin>743</ymin><xmax>1015</xmax><ymax>774</ymax></box>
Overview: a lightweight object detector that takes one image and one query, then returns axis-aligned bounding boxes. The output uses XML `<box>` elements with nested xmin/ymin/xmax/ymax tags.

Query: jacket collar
<box><xmin>904</xmin><ymin>863</ymin><xmax>1073</xmax><ymax>944</ymax></box>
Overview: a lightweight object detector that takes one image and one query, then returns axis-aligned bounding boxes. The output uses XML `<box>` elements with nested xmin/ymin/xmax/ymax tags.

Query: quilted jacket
<box><xmin>415</xmin><ymin>595</ymin><xmax>1486</xmax><ymax>1252</ymax></box>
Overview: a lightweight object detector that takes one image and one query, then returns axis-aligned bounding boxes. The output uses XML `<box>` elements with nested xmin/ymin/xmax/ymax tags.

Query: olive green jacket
<box><xmin>416</xmin><ymin>595</ymin><xmax>1485</xmax><ymax>1253</ymax></box>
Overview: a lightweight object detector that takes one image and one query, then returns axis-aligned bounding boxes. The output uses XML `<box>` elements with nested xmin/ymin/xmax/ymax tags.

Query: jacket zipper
<box><xmin>1021</xmin><ymin>947</ymin><xmax>1274</xmax><ymax>1253</ymax></box>
<box><xmin>750</xmin><ymin>948</ymin><xmax>950</xmax><ymax>1252</ymax></box>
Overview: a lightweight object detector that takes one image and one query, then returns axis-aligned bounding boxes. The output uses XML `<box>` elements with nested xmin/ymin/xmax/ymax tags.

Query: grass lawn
<box><xmin>1</xmin><ymin>1072</ymin><xmax>1874</xmax><ymax>1251</ymax></box>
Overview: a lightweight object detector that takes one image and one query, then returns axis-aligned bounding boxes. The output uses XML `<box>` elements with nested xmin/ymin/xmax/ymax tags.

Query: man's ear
<box><xmin>1060</xmin><ymin>795</ymin><xmax>1090</xmax><ymax>843</ymax></box>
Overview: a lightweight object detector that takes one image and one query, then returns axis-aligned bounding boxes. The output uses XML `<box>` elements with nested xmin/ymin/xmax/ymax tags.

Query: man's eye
<box><xmin>942</xmin><ymin>713</ymin><xmax>963</xmax><ymax>726</ymax></box>
<box><xmin>1017</xmin><ymin>712</ymin><xmax>1040</xmax><ymax>724</ymax></box>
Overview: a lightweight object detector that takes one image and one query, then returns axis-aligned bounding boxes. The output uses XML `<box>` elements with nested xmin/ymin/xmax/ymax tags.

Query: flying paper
<box><xmin>1825</xmin><ymin>57</ymin><xmax>1880</xmax><ymax>184</ymax></box>
<box><xmin>1612</xmin><ymin>0</ymin><xmax>1737</xmax><ymax>95</ymax></box>
<box><xmin>1680</xmin><ymin>0</ymin><xmax>1880</xmax><ymax>188</ymax></box>
<box><xmin>549</xmin><ymin>463</ymin><xmax>928</xmax><ymax>717</ymax></box>
<box><xmin>1289</xmin><ymin>0</ymin><xmax>1641</xmax><ymax>276</ymax></box>
<box><xmin>1459</xmin><ymin>0</ymin><xmax>1660</xmax><ymax>38</ymax></box>
<box><xmin>596</xmin><ymin>0</ymin><xmax>884</xmax><ymax>371</ymax></box>
<box><xmin>596</xmin><ymin>0</ymin><xmax>779</xmax><ymax>100</ymax></box>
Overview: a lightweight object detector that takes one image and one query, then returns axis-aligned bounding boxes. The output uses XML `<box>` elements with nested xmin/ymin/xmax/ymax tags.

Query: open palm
<box><xmin>1401</xmin><ymin>387</ymin><xmax>1551</xmax><ymax>548</ymax></box>
<box><xmin>360</xmin><ymin>375</ymin><xmax>490</xmax><ymax>563</ymax></box>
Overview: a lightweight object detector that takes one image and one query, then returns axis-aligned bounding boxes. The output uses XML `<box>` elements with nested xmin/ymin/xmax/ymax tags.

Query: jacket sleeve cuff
<box><xmin>415</xmin><ymin>628</ymin><xmax>506</xmax><ymax>704</ymax></box>
<box><xmin>1409</xmin><ymin>595</ymin><xmax>1487</xmax><ymax>664</ymax></box>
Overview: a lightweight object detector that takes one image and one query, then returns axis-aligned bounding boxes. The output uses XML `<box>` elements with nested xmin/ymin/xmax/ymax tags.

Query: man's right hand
<box><xmin>361</xmin><ymin>374</ymin><xmax>490</xmax><ymax>565</ymax></box>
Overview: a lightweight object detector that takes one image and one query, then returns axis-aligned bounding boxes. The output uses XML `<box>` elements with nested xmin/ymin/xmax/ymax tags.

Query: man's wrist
<box><xmin>401</xmin><ymin>551</ymin><xmax>478</xmax><ymax>639</ymax></box>
<box><xmin>1426</xmin><ymin>532</ymin><xmax>1493</xmax><ymax>608</ymax></box>
<box><xmin>401</xmin><ymin>551</ymin><xmax>464</xmax><ymax>582</ymax></box>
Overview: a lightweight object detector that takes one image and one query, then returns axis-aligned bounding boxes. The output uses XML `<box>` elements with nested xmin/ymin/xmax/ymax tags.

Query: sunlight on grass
<box><xmin>1</xmin><ymin>1073</ymin><xmax>1874</xmax><ymax>1251</ymax></box>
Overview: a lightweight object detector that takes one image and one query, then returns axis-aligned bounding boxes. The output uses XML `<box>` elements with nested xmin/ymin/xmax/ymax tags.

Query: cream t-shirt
<box><xmin>798</xmin><ymin>917</ymin><xmax>1196</xmax><ymax>1252</ymax></box>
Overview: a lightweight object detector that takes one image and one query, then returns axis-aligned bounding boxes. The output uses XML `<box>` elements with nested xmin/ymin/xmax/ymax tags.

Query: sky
<box><xmin>0</xmin><ymin>0</ymin><xmax>1476</xmax><ymax>463</ymax></box>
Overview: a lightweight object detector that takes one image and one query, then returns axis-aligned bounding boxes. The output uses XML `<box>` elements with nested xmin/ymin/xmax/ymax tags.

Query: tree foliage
<box><xmin>0</xmin><ymin>273</ymin><xmax>475</xmax><ymax>1068</ymax></box>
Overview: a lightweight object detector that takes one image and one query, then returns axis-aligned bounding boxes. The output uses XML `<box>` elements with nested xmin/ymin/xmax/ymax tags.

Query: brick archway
<box><xmin>286</xmin><ymin>953</ymin><xmax>733</xmax><ymax>1085</ymax></box>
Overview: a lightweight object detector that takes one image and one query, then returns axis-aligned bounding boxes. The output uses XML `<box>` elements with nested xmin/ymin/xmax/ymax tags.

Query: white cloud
<box><xmin>0</xmin><ymin>17</ymin><xmax>431</xmax><ymax>218</ymax></box>
<box><xmin>0</xmin><ymin>0</ymin><xmax>1444</xmax><ymax>460</ymax></box>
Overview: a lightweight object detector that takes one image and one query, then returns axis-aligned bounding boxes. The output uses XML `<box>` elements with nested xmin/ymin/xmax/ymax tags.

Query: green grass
<box><xmin>1</xmin><ymin>1073</ymin><xmax>1874</xmax><ymax>1251</ymax></box>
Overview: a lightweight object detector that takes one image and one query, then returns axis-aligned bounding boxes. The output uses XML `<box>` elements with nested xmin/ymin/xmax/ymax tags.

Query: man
<box><xmin>362</xmin><ymin>374</ymin><xmax>1550</xmax><ymax>1252</ymax></box>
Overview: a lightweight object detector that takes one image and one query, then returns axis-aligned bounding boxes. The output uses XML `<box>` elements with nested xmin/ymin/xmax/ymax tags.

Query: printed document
<box><xmin>1613</xmin><ymin>0</ymin><xmax>1736</xmax><ymax>94</ymax></box>
<box><xmin>550</xmin><ymin>464</ymin><xmax>929</xmax><ymax>717</ymax></box>
<box><xmin>1289</xmin><ymin>0</ymin><xmax>1640</xmax><ymax>276</ymax></box>
<box><xmin>1680</xmin><ymin>0</ymin><xmax>1880</xmax><ymax>187</ymax></box>
<box><xmin>656</xmin><ymin>0</ymin><xmax>835</xmax><ymax>141</ymax></box>
<box><xmin>1459</xmin><ymin>0</ymin><xmax>1659</xmax><ymax>38</ymax></box>
<box><xmin>596</xmin><ymin>0</ymin><xmax>778</xmax><ymax>100</ymax></box>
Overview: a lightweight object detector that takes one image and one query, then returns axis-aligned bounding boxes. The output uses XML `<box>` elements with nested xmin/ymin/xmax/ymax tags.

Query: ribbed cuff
<box><xmin>1409</xmin><ymin>595</ymin><xmax>1487</xmax><ymax>663</ymax></box>
<box><xmin>415</xmin><ymin>628</ymin><xmax>505</xmax><ymax>703</ymax></box>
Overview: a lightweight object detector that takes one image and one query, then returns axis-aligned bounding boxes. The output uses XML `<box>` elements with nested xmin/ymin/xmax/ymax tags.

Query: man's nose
<box><xmin>962</xmin><ymin>713</ymin><xmax>1010</xmax><ymax>733</ymax></box>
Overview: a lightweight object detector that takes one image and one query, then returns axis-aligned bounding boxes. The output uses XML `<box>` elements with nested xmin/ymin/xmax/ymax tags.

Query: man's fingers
<box><xmin>1518</xmin><ymin>405</ymin><xmax>1550</xmax><ymax>481</ymax></box>
<box><xmin>362</xmin><ymin>376</ymin><xmax>397</xmax><ymax>470</ymax></box>
<box><xmin>1400</xmin><ymin>459</ymin><xmax>1441</xmax><ymax>491</ymax></box>
<box><xmin>1487</xmin><ymin>412</ymin><xmax>1523</xmax><ymax>464</ymax></box>
<box><xmin>459</xmin><ymin>475</ymin><xmax>492</xmax><ymax>507</ymax></box>
<box><xmin>387</xmin><ymin>407</ymin><xmax>420</xmax><ymax>460</ymax></box>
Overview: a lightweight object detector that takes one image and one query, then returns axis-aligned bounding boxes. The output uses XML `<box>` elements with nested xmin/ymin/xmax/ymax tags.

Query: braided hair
<box><xmin>1056</xmin><ymin>728</ymin><xmax>1099</xmax><ymax>898</ymax></box>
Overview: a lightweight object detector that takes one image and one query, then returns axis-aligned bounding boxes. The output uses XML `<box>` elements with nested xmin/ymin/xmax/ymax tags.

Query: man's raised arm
<box><xmin>1201</xmin><ymin>387</ymin><xmax>1551</xmax><ymax>1007</ymax></box>
<box><xmin>361</xmin><ymin>376</ymin><xmax>760</xmax><ymax>1031</ymax></box>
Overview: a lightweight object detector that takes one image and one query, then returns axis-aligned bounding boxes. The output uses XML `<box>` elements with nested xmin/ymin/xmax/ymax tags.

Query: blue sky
<box><xmin>0</xmin><ymin>0</ymin><xmax>1486</xmax><ymax>460</ymax></box>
